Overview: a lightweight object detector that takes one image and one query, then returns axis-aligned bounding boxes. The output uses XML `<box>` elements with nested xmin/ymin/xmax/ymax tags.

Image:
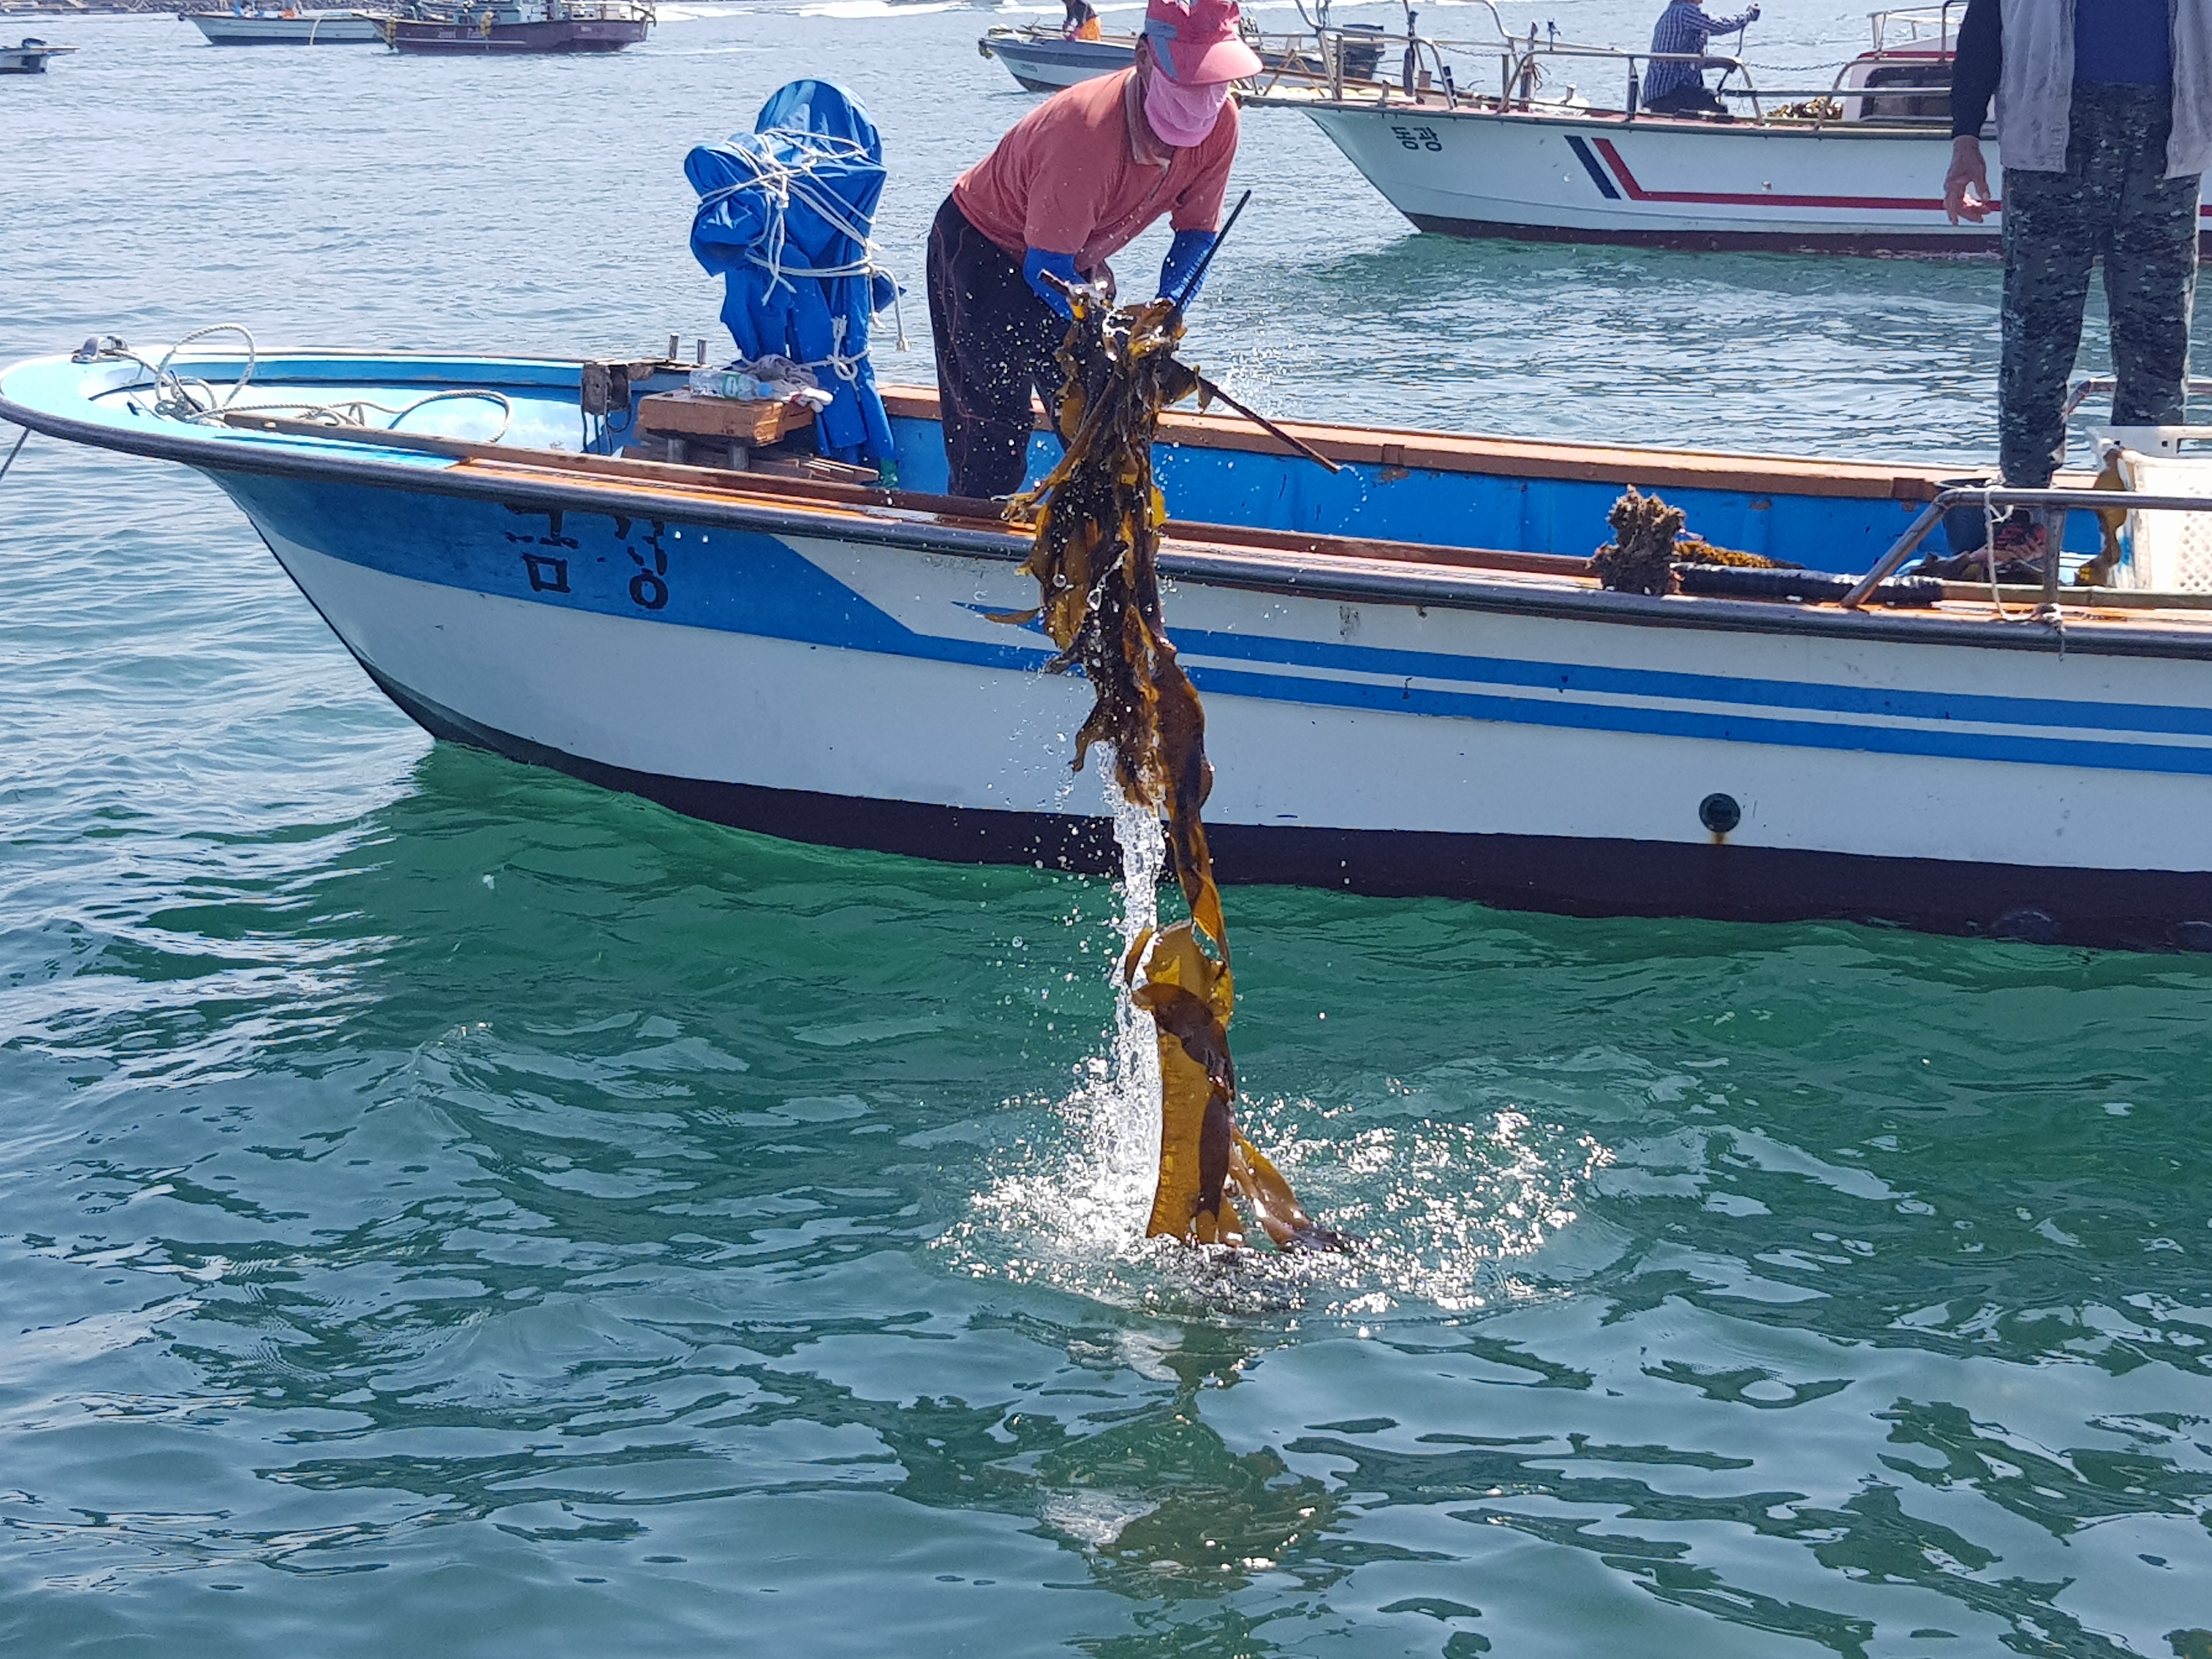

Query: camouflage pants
<box><xmin>2000</xmin><ymin>82</ymin><xmax>2201</xmax><ymax>489</ymax></box>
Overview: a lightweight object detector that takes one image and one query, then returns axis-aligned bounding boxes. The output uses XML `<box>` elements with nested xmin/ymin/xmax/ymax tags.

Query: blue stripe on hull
<box><xmin>1565</xmin><ymin>136</ymin><xmax>1623</xmax><ymax>200</ymax></box>
<box><xmin>1175</xmin><ymin>627</ymin><xmax>2212</xmax><ymax>739</ymax></box>
<box><xmin>224</xmin><ymin>472</ymin><xmax>2212</xmax><ymax>777</ymax></box>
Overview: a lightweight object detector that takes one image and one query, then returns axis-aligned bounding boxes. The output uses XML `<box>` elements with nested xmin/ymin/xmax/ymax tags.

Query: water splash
<box><xmin>957</xmin><ymin>780</ymin><xmax>1165</xmax><ymax>1260</ymax></box>
<box><xmin>1091</xmin><ymin>782</ymin><xmax>1169</xmax><ymax>1226</ymax></box>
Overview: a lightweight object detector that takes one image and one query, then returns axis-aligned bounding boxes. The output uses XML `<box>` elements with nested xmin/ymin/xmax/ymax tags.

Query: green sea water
<box><xmin>7</xmin><ymin>5</ymin><xmax>2212</xmax><ymax>1655</ymax></box>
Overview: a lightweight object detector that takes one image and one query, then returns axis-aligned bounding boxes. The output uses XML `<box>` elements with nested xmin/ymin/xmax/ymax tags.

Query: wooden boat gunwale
<box><xmin>8</xmin><ymin>350</ymin><xmax>2208</xmax><ymax>662</ymax></box>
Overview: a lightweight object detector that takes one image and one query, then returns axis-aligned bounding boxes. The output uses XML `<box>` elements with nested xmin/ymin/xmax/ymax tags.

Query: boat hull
<box><xmin>980</xmin><ymin>32</ymin><xmax>1131</xmax><ymax>92</ymax></box>
<box><xmin>1289</xmin><ymin>101</ymin><xmax>2212</xmax><ymax>254</ymax></box>
<box><xmin>8</xmin><ymin>347</ymin><xmax>2210</xmax><ymax>948</ymax></box>
<box><xmin>184</xmin><ymin>13</ymin><xmax>387</xmax><ymax>44</ymax></box>
<box><xmin>221</xmin><ymin>466</ymin><xmax>2212</xmax><ymax>949</ymax></box>
<box><xmin>385</xmin><ymin>16</ymin><xmax>647</xmax><ymax>51</ymax></box>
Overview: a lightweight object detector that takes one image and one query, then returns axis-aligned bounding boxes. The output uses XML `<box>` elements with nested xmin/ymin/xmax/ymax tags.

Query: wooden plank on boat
<box><xmin>875</xmin><ymin>383</ymin><xmax>2049</xmax><ymax>505</ymax></box>
<box><xmin>1938</xmin><ymin>583</ymin><xmax>2212</xmax><ymax>613</ymax></box>
<box><xmin>228</xmin><ymin>409</ymin><xmax>2212</xmax><ymax>612</ymax></box>
<box><xmin>211</xmin><ymin>410</ymin><xmax>1566</xmax><ymax>575</ymax></box>
<box><xmin>195</xmin><ymin>415</ymin><xmax>2212</xmax><ymax>624</ymax></box>
<box><xmin>635</xmin><ymin>390</ymin><xmax>815</xmax><ymax>445</ymax></box>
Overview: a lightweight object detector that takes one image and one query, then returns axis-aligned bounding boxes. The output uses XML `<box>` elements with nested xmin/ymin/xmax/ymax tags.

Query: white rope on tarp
<box><xmin>695</xmin><ymin>130</ymin><xmax>910</xmax><ymax>354</ymax></box>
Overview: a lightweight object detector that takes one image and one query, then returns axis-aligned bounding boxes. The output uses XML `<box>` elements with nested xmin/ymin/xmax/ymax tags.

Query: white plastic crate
<box><xmin>2092</xmin><ymin>426</ymin><xmax>2212</xmax><ymax>593</ymax></box>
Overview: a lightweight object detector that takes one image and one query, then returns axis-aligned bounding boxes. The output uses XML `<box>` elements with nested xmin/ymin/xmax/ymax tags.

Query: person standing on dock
<box><xmin>1641</xmin><ymin>0</ymin><xmax>1759</xmax><ymax>119</ymax></box>
<box><xmin>925</xmin><ymin>0</ymin><xmax>1259</xmax><ymax>499</ymax></box>
<box><xmin>1944</xmin><ymin>0</ymin><xmax>2210</xmax><ymax>557</ymax></box>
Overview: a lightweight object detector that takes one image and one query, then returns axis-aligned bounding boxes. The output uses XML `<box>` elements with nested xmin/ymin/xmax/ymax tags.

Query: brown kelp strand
<box><xmin>1000</xmin><ymin>291</ymin><xmax>1346</xmax><ymax>1254</ymax></box>
<box><xmin>1592</xmin><ymin>486</ymin><xmax>1793</xmax><ymax>594</ymax></box>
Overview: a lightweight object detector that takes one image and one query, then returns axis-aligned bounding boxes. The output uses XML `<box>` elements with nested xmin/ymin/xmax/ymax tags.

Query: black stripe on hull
<box><xmin>366</xmin><ymin>665</ymin><xmax>2212</xmax><ymax>952</ymax></box>
<box><xmin>1403</xmin><ymin>212</ymin><xmax>2212</xmax><ymax>259</ymax></box>
<box><xmin>1402</xmin><ymin>211</ymin><xmax>2006</xmax><ymax>255</ymax></box>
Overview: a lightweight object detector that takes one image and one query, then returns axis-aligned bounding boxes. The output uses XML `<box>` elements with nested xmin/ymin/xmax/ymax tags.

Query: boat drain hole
<box><xmin>1699</xmin><ymin>792</ymin><xmax>1741</xmax><ymax>836</ymax></box>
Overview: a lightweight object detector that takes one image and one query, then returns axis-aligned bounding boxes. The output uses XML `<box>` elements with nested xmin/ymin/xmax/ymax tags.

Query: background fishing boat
<box><xmin>1246</xmin><ymin>3</ymin><xmax>2212</xmax><ymax>252</ymax></box>
<box><xmin>382</xmin><ymin>0</ymin><xmax>651</xmax><ymax>54</ymax></box>
<box><xmin>0</xmin><ymin>35</ymin><xmax>75</xmax><ymax>70</ymax></box>
<box><xmin>182</xmin><ymin>8</ymin><xmax>391</xmax><ymax>45</ymax></box>
<box><xmin>976</xmin><ymin>24</ymin><xmax>1136</xmax><ymax>93</ymax></box>
<box><xmin>8</xmin><ymin>340</ymin><xmax>2210</xmax><ymax>949</ymax></box>
<box><xmin>978</xmin><ymin>19</ymin><xmax>1383</xmax><ymax>94</ymax></box>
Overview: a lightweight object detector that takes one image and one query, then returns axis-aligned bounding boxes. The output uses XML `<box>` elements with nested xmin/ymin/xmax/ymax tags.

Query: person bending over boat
<box><xmin>1641</xmin><ymin>0</ymin><xmax>1758</xmax><ymax>119</ymax></box>
<box><xmin>1944</xmin><ymin>0</ymin><xmax>2209</xmax><ymax>561</ymax></box>
<box><xmin>1062</xmin><ymin>0</ymin><xmax>1102</xmax><ymax>43</ymax></box>
<box><xmin>925</xmin><ymin>0</ymin><xmax>1257</xmax><ymax>499</ymax></box>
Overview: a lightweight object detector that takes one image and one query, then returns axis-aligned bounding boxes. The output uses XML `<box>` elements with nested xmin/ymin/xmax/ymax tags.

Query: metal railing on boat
<box><xmin>1251</xmin><ymin>0</ymin><xmax>1962</xmax><ymax>131</ymax></box>
<box><xmin>2061</xmin><ymin>377</ymin><xmax>2212</xmax><ymax>423</ymax></box>
<box><xmin>1844</xmin><ymin>487</ymin><xmax>2212</xmax><ymax>611</ymax></box>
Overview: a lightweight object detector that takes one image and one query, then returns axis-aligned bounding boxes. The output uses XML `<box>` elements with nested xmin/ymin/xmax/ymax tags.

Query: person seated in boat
<box><xmin>925</xmin><ymin>0</ymin><xmax>1257</xmax><ymax>500</ymax></box>
<box><xmin>1641</xmin><ymin>0</ymin><xmax>1758</xmax><ymax>119</ymax></box>
<box><xmin>1062</xmin><ymin>0</ymin><xmax>1102</xmax><ymax>42</ymax></box>
<box><xmin>1940</xmin><ymin>0</ymin><xmax>2208</xmax><ymax>569</ymax></box>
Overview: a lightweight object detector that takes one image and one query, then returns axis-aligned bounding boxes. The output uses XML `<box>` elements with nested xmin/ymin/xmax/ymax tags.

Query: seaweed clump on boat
<box><xmin>1592</xmin><ymin>487</ymin><xmax>1792</xmax><ymax>594</ymax></box>
<box><xmin>999</xmin><ymin>289</ymin><xmax>1346</xmax><ymax>1254</ymax></box>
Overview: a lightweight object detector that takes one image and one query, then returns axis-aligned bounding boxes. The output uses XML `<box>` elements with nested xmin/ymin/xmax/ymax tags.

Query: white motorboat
<box><xmin>0</xmin><ymin>36</ymin><xmax>78</xmax><ymax>71</ymax></box>
<box><xmin>978</xmin><ymin>22</ymin><xmax>1381</xmax><ymax>95</ymax></box>
<box><xmin>182</xmin><ymin>8</ymin><xmax>391</xmax><ymax>43</ymax></box>
<box><xmin>1246</xmin><ymin>4</ymin><xmax>2212</xmax><ymax>254</ymax></box>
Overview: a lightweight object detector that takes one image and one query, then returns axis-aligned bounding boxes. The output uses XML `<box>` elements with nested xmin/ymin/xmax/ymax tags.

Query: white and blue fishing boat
<box><xmin>9</xmin><ymin>333</ymin><xmax>2212</xmax><ymax>950</ymax></box>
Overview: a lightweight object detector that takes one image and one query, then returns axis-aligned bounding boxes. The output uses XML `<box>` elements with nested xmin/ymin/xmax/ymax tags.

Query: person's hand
<box><xmin>1944</xmin><ymin>135</ymin><xmax>1992</xmax><ymax>223</ymax></box>
<box><xmin>1023</xmin><ymin>248</ymin><xmax>1081</xmax><ymax>319</ymax></box>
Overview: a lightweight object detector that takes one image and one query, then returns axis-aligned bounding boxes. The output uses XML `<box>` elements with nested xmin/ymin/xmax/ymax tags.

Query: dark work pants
<box><xmin>2000</xmin><ymin>82</ymin><xmax>2202</xmax><ymax>488</ymax></box>
<box><xmin>926</xmin><ymin>194</ymin><xmax>1065</xmax><ymax>499</ymax></box>
<box><xmin>1644</xmin><ymin>82</ymin><xmax>1728</xmax><ymax>118</ymax></box>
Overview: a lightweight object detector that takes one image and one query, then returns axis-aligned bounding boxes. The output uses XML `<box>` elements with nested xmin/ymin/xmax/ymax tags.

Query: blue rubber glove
<box><xmin>1022</xmin><ymin>249</ymin><xmax>1081</xmax><ymax>320</ymax></box>
<box><xmin>1159</xmin><ymin>229</ymin><xmax>1218</xmax><ymax>307</ymax></box>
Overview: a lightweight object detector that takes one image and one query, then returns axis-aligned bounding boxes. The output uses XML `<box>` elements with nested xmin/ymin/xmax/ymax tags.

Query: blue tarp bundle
<box><xmin>685</xmin><ymin>80</ymin><xmax>898</xmax><ymax>469</ymax></box>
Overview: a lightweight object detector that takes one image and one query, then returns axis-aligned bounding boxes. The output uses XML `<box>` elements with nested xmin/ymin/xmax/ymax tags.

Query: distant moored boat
<box><xmin>382</xmin><ymin>0</ymin><xmax>653</xmax><ymax>54</ymax></box>
<box><xmin>978</xmin><ymin>22</ymin><xmax>1381</xmax><ymax>94</ymax></box>
<box><xmin>182</xmin><ymin>9</ymin><xmax>391</xmax><ymax>45</ymax></box>
<box><xmin>0</xmin><ymin>36</ymin><xmax>78</xmax><ymax>71</ymax></box>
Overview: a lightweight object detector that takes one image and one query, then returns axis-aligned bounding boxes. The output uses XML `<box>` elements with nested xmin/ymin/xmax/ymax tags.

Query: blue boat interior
<box><xmin>13</xmin><ymin>348</ymin><xmax>2102</xmax><ymax>573</ymax></box>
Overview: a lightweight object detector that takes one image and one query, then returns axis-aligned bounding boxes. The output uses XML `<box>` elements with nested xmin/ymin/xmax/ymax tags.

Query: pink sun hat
<box><xmin>1142</xmin><ymin>0</ymin><xmax>1262</xmax><ymax>86</ymax></box>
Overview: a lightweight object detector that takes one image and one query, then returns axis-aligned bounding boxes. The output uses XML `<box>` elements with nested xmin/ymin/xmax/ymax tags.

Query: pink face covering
<box><xmin>1143</xmin><ymin>69</ymin><xmax>1230</xmax><ymax>147</ymax></box>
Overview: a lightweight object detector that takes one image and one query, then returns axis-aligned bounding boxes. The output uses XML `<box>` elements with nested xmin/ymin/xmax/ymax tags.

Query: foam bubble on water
<box><xmin>1225</xmin><ymin>1105</ymin><xmax>1616</xmax><ymax>1314</ymax></box>
<box><xmin>797</xmin><ymin>0</ymin><xmax>962</xmax><ymax>16</ymax></box>
<box><xmin>1040</xmin><ymin>1489</ymin><xmax>1159</xmax><ymax>1549</ymax></box>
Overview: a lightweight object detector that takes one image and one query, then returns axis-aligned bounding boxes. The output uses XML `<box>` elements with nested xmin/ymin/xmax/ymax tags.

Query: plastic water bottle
<box><xmin>687</xmin><ymin>365</ymin><xmax>758</xmax><ymax>400</ymax></box>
